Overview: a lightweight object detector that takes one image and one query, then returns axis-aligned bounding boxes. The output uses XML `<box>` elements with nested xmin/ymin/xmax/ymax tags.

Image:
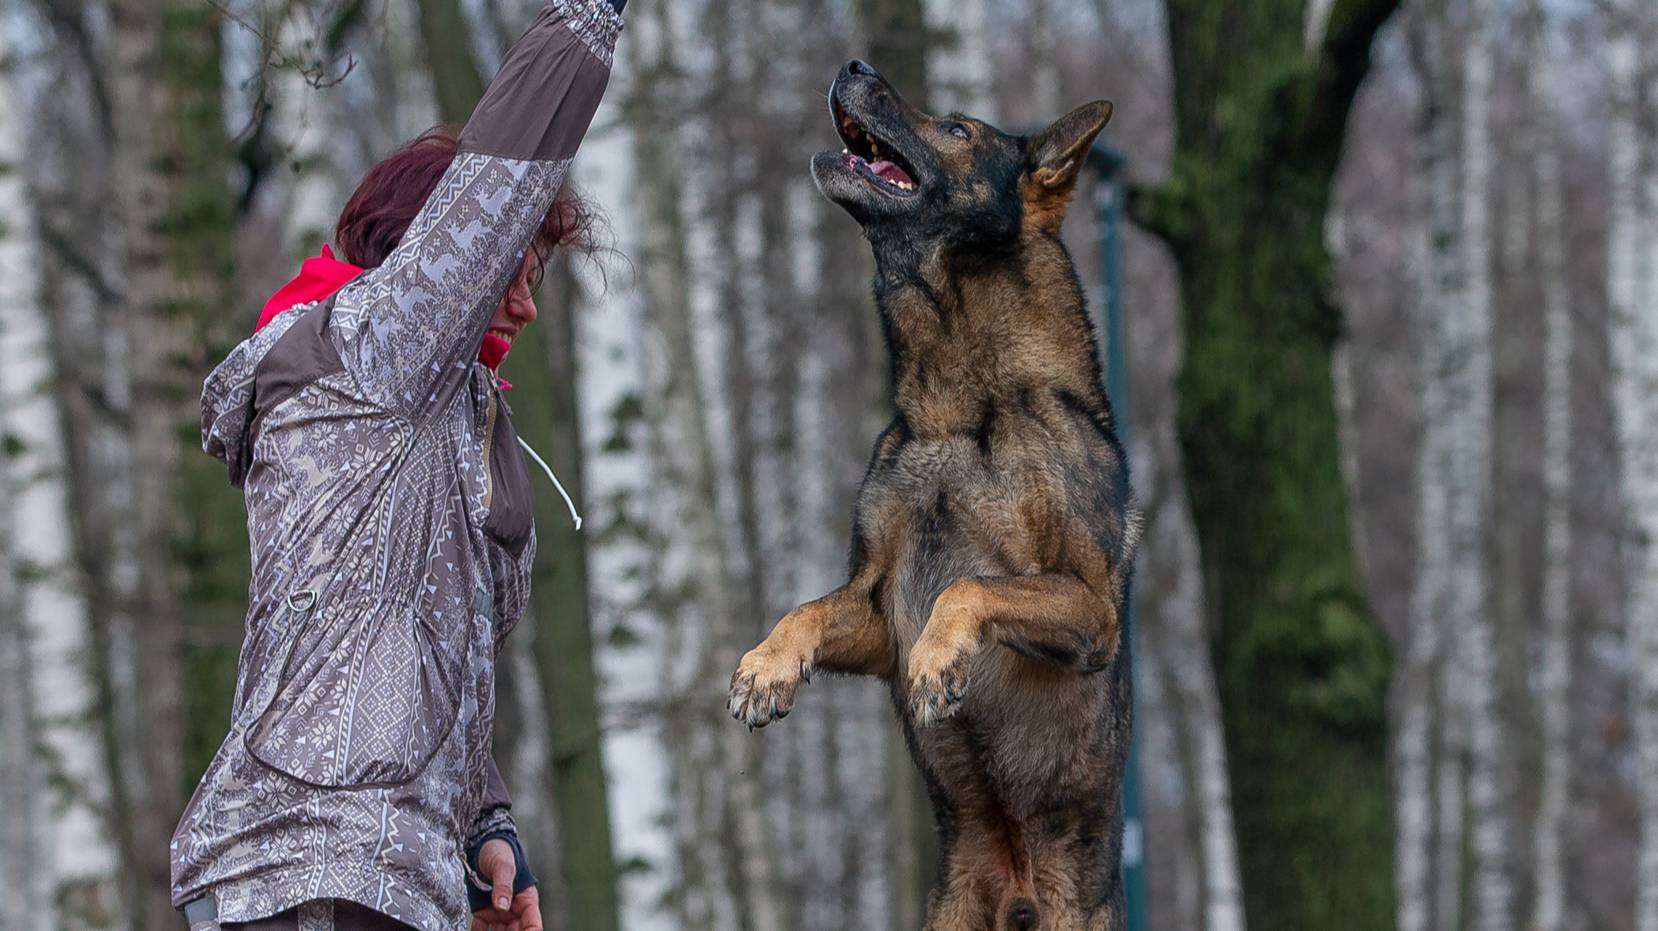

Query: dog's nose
<box><xmin>846</xmin><ymin>59</ymin><xmax>878</xmax><ymax>79</ymax></box>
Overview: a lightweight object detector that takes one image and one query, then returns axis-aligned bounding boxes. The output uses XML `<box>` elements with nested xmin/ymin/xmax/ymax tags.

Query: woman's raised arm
<box><xmin>330</xmin><ymin>0</ymin><xmax>622</xmax><ymax>420</ymax></box>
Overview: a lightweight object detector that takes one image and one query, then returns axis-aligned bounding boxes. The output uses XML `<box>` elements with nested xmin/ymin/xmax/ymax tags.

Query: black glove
<box><xmin>611</xmin><ymin>0</ymin><xmax>625</xmax><ymax>12</ymax></box>
<box><xmin>464</xmin><ymin>831</ymin><xmax>537</xmax><ymax>914</ymax></box>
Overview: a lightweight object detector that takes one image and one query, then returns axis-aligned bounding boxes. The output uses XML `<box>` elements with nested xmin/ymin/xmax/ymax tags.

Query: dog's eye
<box><xmin>947</xmin><ymin>123</ymin><xmax>969</xmax><ymax>139</ymax></box>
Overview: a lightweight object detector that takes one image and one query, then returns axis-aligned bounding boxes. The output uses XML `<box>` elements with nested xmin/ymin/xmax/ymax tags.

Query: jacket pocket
<box><xmin>244</xmin><ymin>589</ymin><xmax>475</xmax><ymax>788</ymax></box>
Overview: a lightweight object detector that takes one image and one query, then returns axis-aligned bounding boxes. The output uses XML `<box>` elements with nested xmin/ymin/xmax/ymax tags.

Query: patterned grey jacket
<box><xmin>168</xmin><ymin>3</ymin><xmax>620</xmax><ymax>928</ymax></box>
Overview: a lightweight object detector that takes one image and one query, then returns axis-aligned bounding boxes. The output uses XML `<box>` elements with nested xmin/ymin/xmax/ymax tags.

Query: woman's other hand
<box><xmin>470</xmin><ymin>838</ymin><xmax>543</xmax><ymax>931</ymax></box>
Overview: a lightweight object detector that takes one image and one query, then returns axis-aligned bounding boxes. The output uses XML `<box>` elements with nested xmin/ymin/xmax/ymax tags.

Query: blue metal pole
<box><xmin>1091</xmin><ymin>142</ymin><xmax>1147</xmax><ymax>931</ymax></box>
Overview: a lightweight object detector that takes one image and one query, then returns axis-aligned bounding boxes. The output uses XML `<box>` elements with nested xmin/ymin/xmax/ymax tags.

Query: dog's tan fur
<box><xmin>730</xmin><ymin>62</ymin><xmax>1137</xmax><ymax>931</ymax></box>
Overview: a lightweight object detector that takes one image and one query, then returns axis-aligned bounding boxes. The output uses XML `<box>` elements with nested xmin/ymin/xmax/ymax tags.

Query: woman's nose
<box><xmin>511</xmin><ymin>294</ymin><xmax>538</xmax><ymax>323</ymax></box>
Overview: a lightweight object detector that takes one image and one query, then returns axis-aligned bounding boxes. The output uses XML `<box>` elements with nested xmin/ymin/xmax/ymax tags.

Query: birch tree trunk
<box><xmin>104</xmin><ymin>0</ymin><xmax>245</xmax><ymax>922</ymax></box>
<box><xmin>1527</xmin><ymin>0</ymin><xmax>1575</xmax><ymax>926</ymax></box>
<box><xmin>744</xmin><ymin>3</ymin><xmax>819</xmax><ymax>925</ymax></box>
<box><xmin>273</xmin><ymin>8</ymin><xmax>343</xmax><ymax>251</ymax></box>
<box><xmin>926</xmin><ymin>0</ymin><xmax>990</xmax><ymax>114</ymax></box>
<box><xmin>1409</xmin><ymin>1</ymin><xmax>1511</xmax><ymax>925</ymax></box>
<box><xmin>0</xmin><ymin>23</ymin><xmax>118</xmax><ymax>927</ymax></box>
<box><xmin>0</xmin><ymin>514</ymin><xmax>48</xmax><ymax>931</ymax></box>
<box><xmin>626</xmin><ymin>4</ymin><xmax>742</xmax><ymax>925</ymax></box>
<box><xmin>100</xmin><ymin>5</ymin><xmax>181</xmax><ymax>923</ymax></box>
<box><xmin>1137</xmin><ymin>460</ymin><xmax>1245</xmax><ymax>931</ymax></box>
<box><xmin>1607</xmin><ymin>3</ymin><xmax>1658</xmax><ymax>928</ymax></box>
<box><xmin>1454</xmin><ymin>2</ymin><xmax>1511</xmax><ymax>928</ymax></box>
<box><xmin>1395</xmin><ymin>14</ymin><xmax>1451</xmax><ymax>923</ymax></box>
<box><xmin>699</xmin><ymin>7</ymin><xmax>787</xmax><ymax>924</ymax></box>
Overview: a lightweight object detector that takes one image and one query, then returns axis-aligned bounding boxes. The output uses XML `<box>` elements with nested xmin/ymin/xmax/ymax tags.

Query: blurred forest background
<box><xmin>1</xmin><ymin>0</ymin><xmax>1656</xmax><ymax>929</ymax></box>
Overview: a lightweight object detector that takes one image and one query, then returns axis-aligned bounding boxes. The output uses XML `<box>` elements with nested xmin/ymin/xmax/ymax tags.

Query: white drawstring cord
<box><xmin>516</xmin><ymin>436</ymin><xmax>583</xmax><ymax>530</ymax></box>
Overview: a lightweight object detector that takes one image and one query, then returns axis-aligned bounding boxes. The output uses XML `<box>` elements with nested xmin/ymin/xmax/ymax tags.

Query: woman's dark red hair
<box><xmin>333</xmin><ymin>124</ymin><xmax>594</xmax><ymax>283</ymax></box>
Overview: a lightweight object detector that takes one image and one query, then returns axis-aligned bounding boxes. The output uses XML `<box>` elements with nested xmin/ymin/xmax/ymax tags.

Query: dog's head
<box><xmin>811</xmin><ymin>60</ymin><xmax>1112</xmax><ymax>253</ymax></box>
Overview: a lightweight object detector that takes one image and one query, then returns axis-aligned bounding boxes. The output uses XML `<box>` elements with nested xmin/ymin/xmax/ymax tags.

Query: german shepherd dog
<box><xmin>728</xmin><ymin>60</ymin><xmax>1138</xmax><ymax>931</ymax></box>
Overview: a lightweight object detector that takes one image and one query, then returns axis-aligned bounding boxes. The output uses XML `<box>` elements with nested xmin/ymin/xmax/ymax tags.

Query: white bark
<box><xmin>626</xmin><ymin>5</ymin><xmax>755</xmax><ymax>927</ymax></box>
<box><xmin>0</xmin><ymin>32</ymin><xmax>52</xmax><ymax>931</ymax></box>
<box><xmin>1607</xmin><ymin>3</ymin><xmax>1658</xmax><ymax>929</ymax></box>
<box><xmin>1455</xmin><ymin>3</ymin><xmax>1510</xmax><ymax>928</ymax></box>
<box><xmin>0</xmin><ymin>534</ymin><xmax>46</xmax><ymax>931</ymax></box>
<box><xmin>273</xmin><ymin>10</ymin><xmax>341</xmax><ymax>251</ymax></box>
<box><xmin>1529</xmin><ymin>2</ymin><xmax>1574</xmax><ymax>927</ymax></box>
<box><xmin>568</xmin><ymin>33</ymin><xmax>678</xmax><ymax>930</ymax></box>
<box><xmin>1397</xmin><ymin>222</ymin><xmax>1447</xmax><ymax>931</ymax></box>
<box><xmin>0</xmin><ymin>21</ymin><xmax>118</xmax><ymax>927</ymax></box>
<box><xmin>1305</xmin><ymin>0</ymin><xmax>1337</xmax><ymax>52</ymax></box>
<box><xmin>1027</xmin><ymin>0</ymin><xmax>1062</xmax><ymax>116</ymax></box>
<box><xmin>1149</xmin><ymin>493</ymin><xmax>1244</xmax><ymax>931</ymax></box>
<box><xmin>925</xmin><ymin>0</ymin><xmax>992</xmax><ymax>115</ymax></box>
<box><xmin>101</xmin><ymin>3</ymin><xmax>191</xmax><ymax>924</ymax></box>
<box><xmin>1404</xmin><ymin>7</ymin><xmax>1462</xmax><ymax>927</ymax></box>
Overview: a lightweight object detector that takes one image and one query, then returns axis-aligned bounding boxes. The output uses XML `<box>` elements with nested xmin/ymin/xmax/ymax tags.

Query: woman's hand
<box><xmin>470</xmin><ymin>838</ymin><xmax>543</xmax><ymax>931</ymax></box>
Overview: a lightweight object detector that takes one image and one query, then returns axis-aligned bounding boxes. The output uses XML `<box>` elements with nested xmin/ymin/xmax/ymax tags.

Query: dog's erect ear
<box><xmin>1028</xmin><ymin>100</ymin><xmax>1113</xmax><ymax>194</ymax></box>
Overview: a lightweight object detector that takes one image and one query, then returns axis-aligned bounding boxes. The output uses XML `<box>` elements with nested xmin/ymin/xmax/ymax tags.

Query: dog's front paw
<box><xmin>907</xmin><ymin>621</ymin><xmax>980</xmax><ymax>727</ymax></box>
<box><xmin>728</xmin><ymin>647</ymin><xmax>811</xmax><ymax>729</ymax></box>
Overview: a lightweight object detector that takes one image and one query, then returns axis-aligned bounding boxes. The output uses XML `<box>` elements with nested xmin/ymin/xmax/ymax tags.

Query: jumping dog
<box><xmin>729</xmin><ymin>60</ymin><xmax>1139</xmax><ymax>931</ymax></box>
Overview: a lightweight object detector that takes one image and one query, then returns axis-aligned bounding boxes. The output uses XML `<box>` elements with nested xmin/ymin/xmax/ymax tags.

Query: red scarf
<box><xmin>257</xmin><ymin>245</ymin><xmax>513</xmax><ymax>374</ymax></box>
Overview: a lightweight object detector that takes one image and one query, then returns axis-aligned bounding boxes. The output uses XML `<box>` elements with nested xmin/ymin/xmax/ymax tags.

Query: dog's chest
<box><xmin>861</xmin><ymin>437</ymin><xmax>1036</xmax><ymax>641</ymax></box>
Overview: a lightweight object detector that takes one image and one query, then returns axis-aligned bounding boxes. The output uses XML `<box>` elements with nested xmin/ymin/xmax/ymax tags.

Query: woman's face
<box><xmin>487</xmin><ymin>251</ymin><xmax>541</xmax><ymax>348</ymax></box>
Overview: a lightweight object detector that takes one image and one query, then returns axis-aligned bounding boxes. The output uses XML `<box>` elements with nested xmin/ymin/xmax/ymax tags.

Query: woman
<box><xmin>168</xmin><ymin>2</ymin><xmax>623</xmax><ymax>929</ymax></box>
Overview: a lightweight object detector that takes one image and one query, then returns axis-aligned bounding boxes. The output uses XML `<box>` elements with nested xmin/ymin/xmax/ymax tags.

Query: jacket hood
<box><xmin>202</xmin><ymin>274</ymin><xmax>351</xmax><ymax>486</ymax></box>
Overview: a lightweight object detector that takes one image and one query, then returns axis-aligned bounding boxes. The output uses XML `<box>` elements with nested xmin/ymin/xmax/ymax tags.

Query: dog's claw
<box><xmin>906</xmin><ymin>631</ymin><xmax>976</xmax><ymax>727</ymax></box>
<box><xmin>909</xmin><ymin>678</ymin><xmax>966</xmax><ymax>727</ymax></box>
<box><xmin>727</xmin><ymin>647</ymin><xmax>811</xmax><ymax>728</ymax></box>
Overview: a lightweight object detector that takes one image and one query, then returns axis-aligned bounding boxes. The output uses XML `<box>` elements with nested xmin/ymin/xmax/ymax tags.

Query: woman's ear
<box><xmin>1028</xmin><ymin>101</ymin><xmax>1114</xmax><ymax>197</ymax></box>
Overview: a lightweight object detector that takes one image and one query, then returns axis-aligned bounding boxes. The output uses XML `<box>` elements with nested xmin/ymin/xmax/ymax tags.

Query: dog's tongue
<box><xmin>871</xmin><ymin>159</ymin><xmax>913</xmax><ymax>186</ymax></box>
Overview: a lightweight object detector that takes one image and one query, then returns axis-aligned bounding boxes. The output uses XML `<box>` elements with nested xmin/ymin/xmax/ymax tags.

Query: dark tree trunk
<box><xmin>1135</xmin><ymin>1</ymin><xmax>1402</xmax><ymax>927</ymax></box>
<box><xmin>512</xmin><ymin>254</ymin><xmax>623</xmax><ymax>931</ymax></box>
<box><xmin>416</xmin><ymin>0</ymin><xmax>487</xmax><ymax>123</ymax></box>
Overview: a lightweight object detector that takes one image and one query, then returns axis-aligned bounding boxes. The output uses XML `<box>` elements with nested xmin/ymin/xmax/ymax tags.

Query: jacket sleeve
<box><xmin>468</xmin><ymin>753</ymin><xmax>518</xmax><ymax>844</ymax></box>
<box><xmin>464</xmin><ymin>753</ymin><xmax>538</xmax><ymax>911</ymax></box>
<box><xmin>328</xmin><ymin>0</ymin><xmax>621</xmax><ymax>420</ymax></box>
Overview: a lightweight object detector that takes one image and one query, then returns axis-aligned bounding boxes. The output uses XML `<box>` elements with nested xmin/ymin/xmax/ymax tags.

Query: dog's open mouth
<box><xmin>832</xmin><ymin>95</ymin><xmax>919</xmax><ymax>197</ymax></box>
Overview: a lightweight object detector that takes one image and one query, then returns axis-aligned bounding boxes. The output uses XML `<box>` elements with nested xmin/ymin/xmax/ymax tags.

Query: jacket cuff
<box><xmin>559</xmin><ymin>0</ymin><xmax>625</xmax><ymax>66</ymax></box>
<box><xmin>465</xmin><ymin>829</ymin><xmax>538</xmax><ymax>913</ymax></box>
<box><xmin>467</xmin><ymin>804</ymin><xmax>517</xmax><ymax>848</ymax></box>
<box><xmin>458</xmin><ymin>0</ymin><xmax>620</xmax><ymax>163</ymax></box>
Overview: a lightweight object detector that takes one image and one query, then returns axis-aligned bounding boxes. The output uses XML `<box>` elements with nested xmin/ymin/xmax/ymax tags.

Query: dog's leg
<box><xmin>907</xmin><ymin>573</ymin><xmax>1118</xmax><ymax>725</ymax></box>
<box><xmin>728</xmin><ymin>579</ymin><xmax>896</xmax><ymax>728</ymax></box>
